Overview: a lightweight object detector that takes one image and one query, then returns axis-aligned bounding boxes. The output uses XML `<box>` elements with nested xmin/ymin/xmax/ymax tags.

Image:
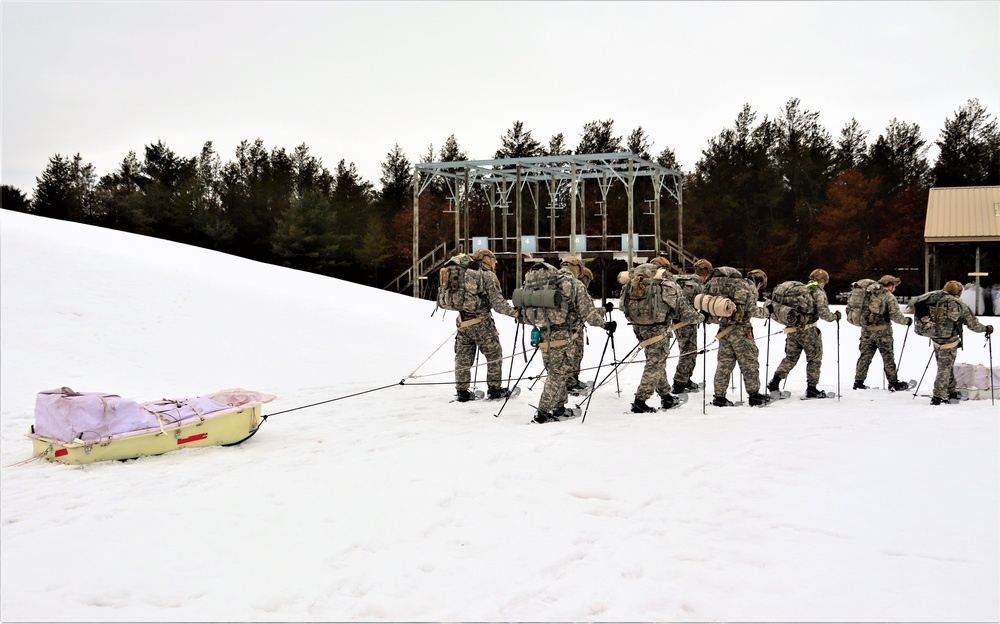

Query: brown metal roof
<box><xmin>924</xmin><ymin>186</ymin><xmax>1000</xmax><ymax>243</ymax></box>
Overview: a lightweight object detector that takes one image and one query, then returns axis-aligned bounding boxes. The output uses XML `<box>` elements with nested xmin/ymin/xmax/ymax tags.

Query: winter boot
<box><xmin>533</xmin><ymin>409</ymin><xmax>554</xmax><ymax>423</ymax></box>
<box><xmin>671</xmin><ymin>381</ymin><xmax>688</xmax><ymax>394</ymax></box>
<box><xmin>805</xmin><ymin>385</ymin><xmax>823</xmax><ymax>398</ymax></box>
<box><xmin>888</xmin><ymin>380</ymin><xmax>909</xmax><ymax>392</ymax></box>
<box><xmin>853</xmin><ymin>380</ymin><xmax>869</xmax><ymax>390</ymax></box>
<box><xmin>712</xmin><ymin>396</ymin><xmax>735</xmax><ymax>407</ymax></box>
<box><xmin>748</xmin><ymin>392</ymin><xmax>771</xmax><ymax>407</ymax></box>
<box><xmin>660</xmin><ymin>393</ymin><xmax>680</xmax><ymax>409</ymax></box>
<box><xmin>487</xmin><ymin>387</ymin><xmax>510</xmax><ymax>400</ymax></box>
<box><xmin>930</xmin><ymin>396</ymin><xmax>944</xmax><ymax>406</ymax></box>
<box><xmin>766</xmin><ymin>375</ymin><xmax>781</xmax><ymax>393</ymax></box>
<box><xmin>567</xmin><ymin>378</ymin><xmax>586</xmax><ymax>392</ymax></box>
<box><xmin>948</xmin><ymin>391</ymin><xmax>963</xmax><ymax>401</ymax></box>
<box><xmin>630</xmin><ymin>397</ymin><xmax>657</xmax><ymax>413</ymax></box>
<box><xmin>456</xmin><ymin>389</ymin><xmax>475</xmax><ymax>402</ymax></box>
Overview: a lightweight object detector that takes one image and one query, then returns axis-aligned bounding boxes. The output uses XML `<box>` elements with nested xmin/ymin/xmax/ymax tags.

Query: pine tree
<box><xmin>932</xmin><ymin>98</ymin><xmax>1000</xmax><ymax>187</ymax></box>
<box><xmin>1</xmin><ymin>185</ymin><xmax>31</xmax><ymax>212</ymax></box>
<box><xmin>626</xmin><ymin>127</ymin><xmax>652</xmax><ymax>160</ymax></box>
<box><xmin>33</xmin><ymin>153</ymin><xmax>94</xmax><ymax>222</ymax></box>
<box><xmin>495</xmin><ymin>121</ymin><xmax>543</xmax><ymax>159</ymax></box>
<box><xmin>378</xmin><ymin>144</ymin><xmax>412</xmax><ymax>215</ymax></box>
<box><xmin>861</xmin><ymin>119</ymin><xmax>930</xmax><ymax>199</ymax></box>
<box><xmin>834</xmin><ymin>119</ymin><xmax>869</xmax><ymax>173</ymax></box>
<box><xmin>576</xmin><ymin>119</ymin><xmax>622</xmax><ymax>154</ymax></box>
<box><xmin>546</xmin><ymin>133</ymin><xmax>570</xmax><ymax>156</ymax></box>
<box><xmin>271</xmin><ymin>190</ymin><xmax>350</xmax><ymax>275</ymax></box>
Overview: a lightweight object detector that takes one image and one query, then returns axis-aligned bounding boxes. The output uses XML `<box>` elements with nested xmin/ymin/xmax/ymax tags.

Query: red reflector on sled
<box><xmin>177</xmin><ymin>433</ymin><xmax>208</xmax><ymax>445</ymax></box>
<box><xmin>54</xmin><ymin>448</ymin><xmax>68</xmax><ymax>457</ymax></box>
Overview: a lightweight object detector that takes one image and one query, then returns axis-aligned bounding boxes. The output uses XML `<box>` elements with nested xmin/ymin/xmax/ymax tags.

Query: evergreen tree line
<box><xmin>2</xmin><ymin>98</ymin><xmax>997</xmax><ymax>292</ymax></box>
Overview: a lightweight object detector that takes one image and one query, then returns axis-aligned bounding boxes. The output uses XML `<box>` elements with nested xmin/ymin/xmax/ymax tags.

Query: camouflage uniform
<box><xmin>713</xmin><ymin>287</ymin><xmax>768</xmax><ymax>398</ymax></box>
<box><xmin>538</xmin><ymin>268</ymin><xmax>606</xmax><ymax>414</ymax></box>
<box><xmin>854</xmin><ymin>287</ymin><xmax>910</xmax><ymax>385</ymax></box>
<box><xmin>931</xmin><ymin>293</ymin><xmax>990</xmax><ymax>401</ymax></box>
<box><xmin>567</xmin><ymin>265</ymin><xmax>605</xmax><ymax>388</ymax></box>
<box><xmin>630</xmin><ymin>270</ymin><xmax>703</xmax><ymax>402</ymax></box>
<box><xmin>772</xmin><ymin>279</ymin><xmax>838</xmax><ymax>389</ymax></box>
<box><xmin>671</xmin><ymin>274</ymin><xmax>705</xmax><ymax>391</ymax></box>
<box><xmin>455</xmin><ymin>265</ymin><xmax>515</xmax><ymax>393</ymax></box>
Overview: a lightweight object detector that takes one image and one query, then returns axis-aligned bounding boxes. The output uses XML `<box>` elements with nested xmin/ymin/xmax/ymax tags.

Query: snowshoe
<box><xmin>748</xmin><ymin>392</ymin><xmax>771</xmax><ymax>407</ymax></box>
<box><xmin>453</xmin><ymin>389</ymin><xmax>485</xmax><ymax>403</ymax></box>
<box><xmin>630</xmin><ymin>398</ymin><xmax>657</xmax><ymax>413</ymax></box>
<box><xmin>800</xmin><ymin>390</ymin><xmax>838</xmax><ymax>400</ymax></box>
<box><xmin>672</xmin><ymin>380</ymin><xmax>703</xmax><ymax>394</ymax></box>
<box><xmin>768</xmin><ymin>389</ymin><xmax>792</xmax><ymax>401</ymax></box>
<box><xmin>487</xmin><ymin>386</ymin><xmax>521</xmax><ymax>401</ymax></box>
<box><xmin>659</xmin><ymin>393</ymin><xmax>688</xmax><ymax>410</ymax></box>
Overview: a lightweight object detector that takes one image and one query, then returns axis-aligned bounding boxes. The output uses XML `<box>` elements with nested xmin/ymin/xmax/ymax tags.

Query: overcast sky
<box><xmin>2</xmin><ymin>1</ymin><xmax>997</xmax><ymax>198</ymax></box>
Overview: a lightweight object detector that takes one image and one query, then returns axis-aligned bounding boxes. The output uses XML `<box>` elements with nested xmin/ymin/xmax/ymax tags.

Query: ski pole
<box><xmin>765</xmin><ymin>317</ymin><xmax>771</xmax><ymax>387</ymax></box>
<box><xmin>912</xmin><ymin>350</ymin><xmax>935</xmax><ymax>400</ymax></box>
<box><xmin>494</xmin><ymin>347</ymin><xmax>539</xmax><ymax>418</ymax></box>
<box><xmin>508</xmin><ymin>322</ymin><xmax>520</xmax><ymax>384</ymax></box>
<box><xmin>607</xmin><ymin>308</ymin><xmax>621</xmax><ymax>397</ymax></box>
<box><xmin>702</xmin><ymin>321</ymin><xmax>707</xmax><ymax>415</ymax></box>
<box><xmin>897</xmin><ymin>322</ymin><xmax>911</xmax><ymax>379</ymax></box>
<box><xmin>984</xmin><ymin>332</ymin><xmax>995</xmax><ymax>404</ymax></box>
<box><xmin>836</xmin><ymin>318</ymin><xmax>841</xmax><ymax>401</ymax></box>
<box><xmin>580</xmin><ymin>331</ymin><xmax>613</xmax><ymax>423</ymax></box>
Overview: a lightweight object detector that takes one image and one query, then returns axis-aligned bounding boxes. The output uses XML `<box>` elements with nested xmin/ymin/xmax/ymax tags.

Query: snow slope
<box><xmin>1</xmin><ymin>209</ymin><xmax>997</xmax><ymax>622</ymax></box>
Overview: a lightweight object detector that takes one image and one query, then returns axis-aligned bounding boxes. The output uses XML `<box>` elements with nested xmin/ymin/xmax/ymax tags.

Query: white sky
<box><xmin>2</xmin><ymin>1</ymin><xmax>998</xmax><ymax>197</ymax></box>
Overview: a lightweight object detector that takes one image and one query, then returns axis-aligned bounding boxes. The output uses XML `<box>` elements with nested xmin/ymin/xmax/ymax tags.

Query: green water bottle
<box><xmin>530</xmin><ymin>327</ymin><xmax>541</xmax><ymax>347</ymax></box>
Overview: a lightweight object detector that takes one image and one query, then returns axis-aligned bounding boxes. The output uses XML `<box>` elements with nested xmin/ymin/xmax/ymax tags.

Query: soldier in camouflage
<box><xmin>628</xmin><ymin>257</ymin><xmax>703</xmax><ymax>413</ymax></box>
<box><xmin>454</xmin><ymin>249</ymin><xmax>517</xmax><ymax>402</ymax></box>
<box><xmin>672</xmin><ymin>258</ymin><xmax>712</xmax><ymax>394</ymax></box>
<box><xmin>533</xmin><ymin>256</ymin><xmax>614</xmax><ymax>423</ymax></box>
<box><xmin>765</xmin><ymin>268</ymin><xmax>841</xmax><ymax>398</ymax></box>
<box><xmin>853</xmin><ymin>275</ymin><xmax>913</xmax><ymax>391</ymax></box>
<box><xmin>712</xmin><ymin>269</ymin><xmax>771</xmax><ymax>407</ymax></box>
<box><xmin>929</xmin><ymin>280</ymin><xmax>993</xmax><ymax>405</ymax></box>
<box><xmin>567</xmin><ymin>265</ymin><xmax>610</xmax><ymax>394</ymax></box>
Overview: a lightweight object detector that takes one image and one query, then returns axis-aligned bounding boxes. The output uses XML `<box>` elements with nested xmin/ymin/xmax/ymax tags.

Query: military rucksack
<box><xmin>845</xmin><ymin>279</ymin><xmax>882</xmax><ymax>327</ymax></box>
<box><xmin>512</xmin><ymin>263</ymin><xmax>573</xmax><ymax>329</ymax></box>
<box><xmin>908</xmin><ymin>290</ymin><xmax>961</xmax><ymax>340</ymax></box>
<box><xmin>620</xmin><ymin>264</ymin><xmax>678</xmax><ymax>325</ymax></box>
<box><xmin>673</xmin><ymin>274</ymin><xmax>703</xmax><ymax>303</ymax></box>
<box><xmin>437</xmin><ymin>254</ymin><xmax>483</xmax><ymax>314</ymax></box>
<box><xmin>768</xmin><ymin>280</ymin><xmax>816</xmax><ymax>326</ymax></box>
<box><xmin>701</xmin><ymin>267</ymin><xmax>751</xmax><ymax>323</ymax></box>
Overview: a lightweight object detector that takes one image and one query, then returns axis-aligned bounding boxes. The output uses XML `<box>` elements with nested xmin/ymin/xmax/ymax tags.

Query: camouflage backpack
<box><xmin>437</xmin><ymin>254</ymin><xmax>483</xmax><ymax>314</ymax></box>
<box><xmin>702</xmin><ymin>267</ymin><xmax>752</xmax><ymax>323</ymax></box>
<box><xmin>512</xmin><ymin>263</ymin><xmax>573</xmax><ymax>330</ymax></box>
<box><xmin>909</xmin><ymin>290</ymin><xmax>961</xmax><ymax>340</ymax></box>
<box><xmin>845</xmin><ymin>279</ymin><xmax>881</xmax><ymax>327</ymax></box>
<box><xmin>620</xmin><ymin>264</ymin><xmax>674</xmax><ymax>325</ymax></box>
<box><xmin>673</xmin><ymin>274</ymin><xmax>703</xmax><ymax>303</ymax></box>
<box><xmin>768</xmin><ymin>281</ymin><xmax>816</xmax><ymax>326</ymax></box>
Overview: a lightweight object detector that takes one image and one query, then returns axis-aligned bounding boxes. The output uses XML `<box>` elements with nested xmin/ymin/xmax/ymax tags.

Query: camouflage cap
<box><xmin>878</xmin><ymin>275</ymin><xmax>901</xmax><ymax>286</ymax></box>
<box><xmin>747</xmin><ymin>268</ymin><xmax>767</xmax><ymax>289</ymax></box>
<box><xmin>693</xmin><ymin>258</ymin><xmax>713</xmax><ymax>271</ymax></box>
<box><xmin>943</xmin><ymin>280</ymin><xmax>963</xmax><ymax>296</ymax></box>
<box><xmin>809</xmin><ymin>268</ymin><xmax>830</xmax><ymax>283</ymax></box>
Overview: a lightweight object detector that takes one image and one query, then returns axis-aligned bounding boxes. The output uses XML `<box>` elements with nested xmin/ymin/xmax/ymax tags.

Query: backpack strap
<box><xmin>933</xmin><ymin>338</ymin><xmax>960</xmax><ymax>350</ymax></box>
<box><xmin>457</xmin><ymin>317</ymin><xmax>484</xmax><ymax>329</ymax></box>
<box><xmin>638</xmin><ymin>333</ymin><xmax>667</xmax><ymax>348</ymax></box>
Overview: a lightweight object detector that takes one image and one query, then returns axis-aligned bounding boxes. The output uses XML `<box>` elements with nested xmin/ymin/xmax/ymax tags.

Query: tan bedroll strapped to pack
<box><xmin>693</xmin><ymin>293</ymin><xmax>736</xmax><ymax>317</ymax></box>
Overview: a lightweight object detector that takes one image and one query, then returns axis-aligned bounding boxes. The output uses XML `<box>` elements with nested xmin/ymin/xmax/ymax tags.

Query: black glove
<box><xmin>905</xmin><ymin>317</ymin><xmax>913</xmax><ymax>326</ymax></box>
<box><xmin>604</xmin><ymin>302</ymin><xmax>614</xmax><ymax>313</ymax></box>
<box><xmin>765</xmin><ymin>302</ymin><xmax>774</xmax><ymax>314</ymax></box>
<box><xmin>834</xmin><ymin>310</ymin><xmax>842</xmax><ymax>321</ymax></box>
<box><xmin>605</xmin><ymin>320</ymin><xmax>617</xmax><ymax>335</ymax></box>
<box><xmin>987</xmin><ymin>325</ymin><xmax>994</xmax><ymax>336</ymax></box>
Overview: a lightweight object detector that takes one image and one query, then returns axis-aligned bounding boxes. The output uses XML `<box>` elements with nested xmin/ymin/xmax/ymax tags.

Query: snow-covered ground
<box><xmin>1</xmin><ymin>209</ymin><xmax>997</xmax><ymax>622</ymax></box>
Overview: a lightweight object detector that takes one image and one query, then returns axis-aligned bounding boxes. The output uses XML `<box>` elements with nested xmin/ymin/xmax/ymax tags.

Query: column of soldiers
<box><xmin>449</xmin><ymin>248</ymin><xmax>993</xmax><ymax>416</ymax></box>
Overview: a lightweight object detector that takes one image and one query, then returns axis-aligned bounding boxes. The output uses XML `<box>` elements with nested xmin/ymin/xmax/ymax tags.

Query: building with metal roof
<box><xmin>924</xmin><ymin>186</ymin><xmax>1000</xmax><ymax>309</ymax></box>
